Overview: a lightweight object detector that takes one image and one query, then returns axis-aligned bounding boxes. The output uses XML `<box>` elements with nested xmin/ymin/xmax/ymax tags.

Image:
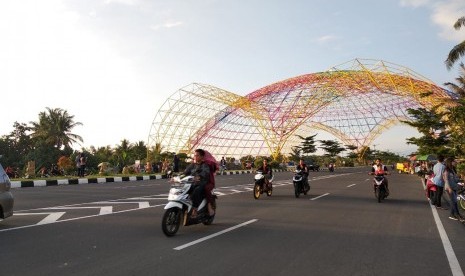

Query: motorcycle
<box><xmin>425</xmin><ymin>172</ymin><xmax>436</xmax><ymax>203</ymax></box>
<box><xmin>161</xmin><ymin>175</ymin><xmax>216</xmax><ymax>237</ymax></box>
<box><xmin>457</xmin><ymin>182</ymin><xmax>465</xmax><ymax>210</ymax></box>
<box><xmin>253</xmin><ymin>170</ymin><xmax>273</xmax><ymax>199</ymax></box>
<box><xmin>293</xmin><ymin>169</ymin><xmax>310</xmax><ymax>198</ymax></box>
<box><xmin>373</xmin><ymin>174</ymin><xmax>388</xmax><ymax>203</ymax></box>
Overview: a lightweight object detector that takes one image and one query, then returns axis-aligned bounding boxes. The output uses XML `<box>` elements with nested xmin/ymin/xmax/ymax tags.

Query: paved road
<box><xmin>1</xmin><ymin>168</ymin><xmax>464</xmax><ymax>276</ymax></box>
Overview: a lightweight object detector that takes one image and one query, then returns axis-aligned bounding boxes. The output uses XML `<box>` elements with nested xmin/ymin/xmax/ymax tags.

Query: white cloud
<box><xmin>0</xmin><ymin>0</ymin><xmax>148</xmax><ymax>148</ymax></box>
<box><xmin>316</xmin><ymin>35</ymin><xmax>338</xmax><ymax>43</ymax></box>
<box><xmin>150</xmin><ymin>21</ymin><xmax>183</xmax><ymax>30</ymax></box>
<box><xmin>399</xmin><ymin>0</ymin><xmax>465</xmax><ymax>42</ymax></box>
<box><xmin>104</xmin><ymin>0</ymin><xmax>139</xmax><ymax>5</ymax></box>
<box><xmin>431</xmin><ymin>0</ymin><xmax>465</xmax><ymax>41</ymax></box>
<box><xmin>399</xmin><ymin>0</ymin><xmax>431</xmax><ymax>8</ymax></box>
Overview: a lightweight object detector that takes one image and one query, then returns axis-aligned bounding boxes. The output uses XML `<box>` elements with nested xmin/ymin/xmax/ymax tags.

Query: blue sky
<box><xmin>1</xmin><ymin>0</ymin><xmax>464</xmax><ymax>156</ymax></box>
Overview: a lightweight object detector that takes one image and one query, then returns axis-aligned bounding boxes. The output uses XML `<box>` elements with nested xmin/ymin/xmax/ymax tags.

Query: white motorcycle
<box><xmin>253</xmin><ymin>170</ymin><xmax>273</xmax><ymax>199</ymax></box>
<box><xmin>161</xmin><ymin>175</ymin><xmax>216</xmax><ymax>237</ymax></box>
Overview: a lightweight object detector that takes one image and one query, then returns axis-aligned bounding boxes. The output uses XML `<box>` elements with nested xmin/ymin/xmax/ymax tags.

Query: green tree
<box><xmin>443</xmin><ymin>63</ymin><xmax>465</xmax><ymax>157</ymax></box>
<box><xmin>318</xmin><ymin>139</ymin><xmax>346</xmax><ymax>158</ymax></box>
<box><xmin>402</xmin><ymin>107</ymin><xmax>452</xmax><ymax>156</ymax></box>
<box><xmin>296</xmin><ymin>134</ymin><xmax>318</xmax><ymax>156</ymax></box>
<box><xmin>30</xmin><ymin>107</ymin><xmax>83</xmax><ymax>149</ymax></box>
<box><xmin>446</xmin><ymin>16</ymin><xmax>465</xmax><ymax>70</ymax></box>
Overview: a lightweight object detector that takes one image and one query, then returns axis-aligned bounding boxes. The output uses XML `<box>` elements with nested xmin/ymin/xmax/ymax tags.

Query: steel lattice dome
<box><xmin>148</xmin><ymin>59</ymin><xmax>453</xmax><ymax>159</ymax></box>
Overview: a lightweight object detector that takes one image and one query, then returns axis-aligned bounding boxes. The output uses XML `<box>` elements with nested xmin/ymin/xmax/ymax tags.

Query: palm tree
<box><xmin>30</xmin><ymin>107</ymin><xmax>83</xmax><ymax>149</ymax></box>
<box><xmin>445</xmin><ymin>16</ymin><xmax>465</xmax><ymax>70</ymax></box>
<box><xmin>444</xmin><ymin>63</ymin><xmax>465</xmax><ymax>157</ymax></box>
<box><xmin>444</xmin><ymin>63</ymin><xmax>465</xmax><ymax>97</ymax></box>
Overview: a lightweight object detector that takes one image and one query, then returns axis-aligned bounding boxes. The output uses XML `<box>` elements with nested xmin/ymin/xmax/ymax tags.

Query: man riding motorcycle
<box><xmin>369</xmin><ymin>158</ymin><xmax>390</xmax><ymax>195</ymax></box>
<box><xmin>296</xmin><ymin>159</ymin><xmax>310</xmax><ymax>190</ymax></box>
<box><xmin>182</xmin><ymin>149</ymin><xmax>211</xmax><ymax>218</ymax></box>
<box><xmin>258</xmin><ymin>159</ymin><xmax>273</xmax><ymax>188</ymax></box>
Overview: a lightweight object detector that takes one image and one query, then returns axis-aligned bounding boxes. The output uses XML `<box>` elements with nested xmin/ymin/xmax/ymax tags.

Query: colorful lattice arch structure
<box><xmin>148</xmin><ymin>59</ymin><xmax>453</xmax><ymax>159</ymax></box>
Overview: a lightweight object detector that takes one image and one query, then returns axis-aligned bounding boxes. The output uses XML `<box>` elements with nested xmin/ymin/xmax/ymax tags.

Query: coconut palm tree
<box><xmin>444</xmin><ymin>63</ymin><xmax>465</xmax><ymax>97</ymax></box>
<box><xmin>445</xmin><ymin>16</ymin><xmax>465</xmax><ymax>70</ymax></box>
<box><xmin>30</xmin><ymin>107</ymin><xmax>83</xmax><ymax>149</ymax></box>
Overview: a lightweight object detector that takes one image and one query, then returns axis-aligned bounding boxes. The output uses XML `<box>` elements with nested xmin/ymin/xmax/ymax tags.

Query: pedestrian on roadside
<box><xmin>432</xmin><ymin>155</ymin><xmax>447</xmax><ymax>210</ymax></box>
<box><xmin>443</xmin><ymin>157</ymin><xmax>464</xmax><ymax>221</ymax></box>
<box><xmin>173</xmin><ymin>154</ymin><xmax>180</xmax><ymax>173</ymax></box>
<box><xmin>80</xmin><ymin>153</ymin><xmax>87</xmax><ymax>177</ymax></box>
<box><xmin>75</xmin><ymin>152</ymin><xmax>82</xmax><ymax>177</ymax></box>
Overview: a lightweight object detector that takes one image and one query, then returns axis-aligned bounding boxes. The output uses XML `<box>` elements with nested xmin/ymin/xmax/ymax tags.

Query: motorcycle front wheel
<box><xmin>376</xmin><ymin>188</ymin><xmax>385</xmax><ymax>203</ymax></box>
<box><xmin>294</xmin><ymin>182</ymin><xmax>300</xmax><ymax>198</ymax></box>
<box><xmin>253</xmin><ymin>183</ymin><xmax>261</xmax><ymax>199</ymax></box>
<box><xmin>162</xmin><ymin>207</ymin><xmax>181</xmax><ymax>237</ymax></box>
<box><xmin>458</xmin><ymin>196</ymin><xmax>465</xmax><ymax>210</ymax></box>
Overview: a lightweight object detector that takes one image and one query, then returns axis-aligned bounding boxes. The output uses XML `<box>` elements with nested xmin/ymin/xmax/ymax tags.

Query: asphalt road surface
<box><xmin>2</xmin><ymin>167</ymin><xmax>465</xmax><ymax>276</ymax></box>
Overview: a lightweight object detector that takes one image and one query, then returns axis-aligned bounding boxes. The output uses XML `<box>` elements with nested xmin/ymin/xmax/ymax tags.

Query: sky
<box><xmin>1</xmin><ymin>0</ymin><xmax>465</xmax><ymax>156</ymax></box>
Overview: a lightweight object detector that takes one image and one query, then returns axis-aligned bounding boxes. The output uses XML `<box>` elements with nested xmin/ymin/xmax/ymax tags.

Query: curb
<box><xmin>10</xmin><ymin>169</ymin><xmax>291</xmax><ymax>189</ymax></box>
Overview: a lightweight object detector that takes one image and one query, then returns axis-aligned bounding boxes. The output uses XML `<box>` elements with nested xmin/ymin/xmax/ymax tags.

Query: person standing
<box><xmin>220</xmin><ymin>157</ymin><xmax>226</xmax><ymax>174</ymax></box>
<box><xmin>173</xmin><ymin>154</ymin><xmax>180</xmax><ymax>173</ymax></box>
<box><xmin>79</xmin><ymin>153</ymin><xmax>87</xmax><ymax>177</ymax></box>
<box><xmin>443</xmin><ymin>157</ymin><xmax>463</xmax><ymax>221</ymax></box>
<box><xmin>432</xmin><ymin>155</ymin><xmax>447</xmax><ymax>209</ymax></box>
<box><xmin>75</xmin><ymin>152</ymin><xmax>82</xmax><ymax>177</ymax></box>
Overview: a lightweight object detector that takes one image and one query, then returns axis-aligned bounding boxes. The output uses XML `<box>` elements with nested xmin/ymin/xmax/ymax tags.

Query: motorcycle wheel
<box><xmin>459</xmin><ymin>197</ymin><xmax>465</xmax><ymax>210</ymax></box>
<box><xmin>266</xmin><ymin>184</ymin><xmax>273</xmax><ymax>196</ymax></box>
<box><xmin>203</xmin><ymin>199</ymin><xmax>216</xmax><ymax>225</ymax></box>
<box><xmin>304</xmin><ymin>184</ymin><xmax>309</xmax><ymax>195</ymax></box>
<box><xmin>253</xmin><ymin>183</ymin><xmax>261</xmax><ymax>199</ymax></box>
<box><xmin>376</xmin><ymin>188</ymin><xmax>384</xmax><ymax>203</ymax></box>
<box><xmin>294</xmin><ymin>182</ymin><xmax>300</xmax><ymax>198</ymax></box>
<box><xmin>161</xmin><ymin>207</ymin><xmax>181</xmax><ymax>237</ymax></box>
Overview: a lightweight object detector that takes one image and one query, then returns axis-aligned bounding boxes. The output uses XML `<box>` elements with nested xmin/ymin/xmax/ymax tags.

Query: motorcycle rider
<box><xmin>369</xmin><ymin>158</ymin><xmax>390</xmax><ymax>195</ymax></box>
<box><xmin>258</xmin><ymin>158</ymin><xmax>273</xmax><ymax>188</ymax></box>
<box><xmin>183</xmin><ymin>149</ymin><xmax>211</xmax><ymax>218</ymax></box>
<box><xmin>296</xmin><ymin>159</ymin><xmax>310</xmax><ymax>190</ymax></box>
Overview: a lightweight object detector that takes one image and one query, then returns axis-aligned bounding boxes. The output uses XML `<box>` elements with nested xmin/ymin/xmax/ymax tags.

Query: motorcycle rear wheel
<box><xmin>203</xmin><ymin>199</ymin><xmax>216</xmax><ymax>225</ymax></box>
<box><xmin>162</xmin><ymin>207</ymin><xmax>181</xmax><ymax>237</ymax></box>
<box><xmin>266</xmin><ymin>184</ymin><xmax>273</xmax><ymax>196</ymax></box>
<box><xmin>253</xmin><ymin>183</ymin><xmax>261</xmax><ymax>199</ymax></box>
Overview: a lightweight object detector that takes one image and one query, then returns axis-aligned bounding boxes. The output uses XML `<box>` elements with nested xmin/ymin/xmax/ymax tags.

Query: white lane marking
<box><xmin>430</xmin><ymin>203</ymin><xmax>464</xmax><ymax>275</ymax></box>
<box><xmin>93</xmin><ymin>201</ymin><xmax>150</xmax><ymax>209</ymax></box>
<box><xmin>14</xmin><ymin>212</ymin><xmax>66</xmax><ymax>225</ymax></box>
<box><xmin>48</xmin><ymin>206</ymin><xmax>114</xmax><ymax>215</ymax></box>
<box><xmin>347</xmin><ymin>184</ymin><xmax>356</xmax><ymax>188</ymax></box>
<box><xmin>310</xmin><ymin>193</ymin><xmax>330</xmax><ymax>201</ymax></box>
<box><xmin>174</xmin><ymin>219</ymin><xmax>258</xmax><ymax>250</ymax></box>
<box><xmin>1</xmin><ymin>204</ymin><xmax>167</xmax><ymax>233</ymax></box>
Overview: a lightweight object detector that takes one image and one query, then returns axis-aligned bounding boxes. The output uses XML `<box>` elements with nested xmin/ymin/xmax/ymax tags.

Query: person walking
<box><xmin>75</xmin><ymin>152</ymin><xmax>82</xmax><ymax>177</ymax></box>
<box><xmin>443</xmin><ymin>157</ymin><xmax>463</xmax><ymax>221</ymax></box>
<box><xmin>432</xmin><ymin>155</ymin><xmax>447</xmax><ymax>209</ymax></box>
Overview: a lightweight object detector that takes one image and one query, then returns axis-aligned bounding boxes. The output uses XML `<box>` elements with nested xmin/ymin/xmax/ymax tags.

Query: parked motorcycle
<box><xmin>373</xmin><ymin>174</ymin><xmax>388</xmax><ymax>203</ymax></box>
<box><xmin>457</xmin><ymin>182</ymin><xmax>465</xmax><ymax>210</ymax></box>
<box><xmin>161</xmin><ymin>175</ymin><xmax>216</xmax><ymax>237</ymax></box>
<box><xmin>293</xmin><ymin>169</ymin><xmax>310</xmax><ymax>198</ymax></box>
<box><xmin>425</xmin><ymin>172</ymin><xmax>436</xmax><ymax>203</ymax></box>
<box><xmin>253</xmin><ymin>170</ymin><xmax>273</xmax><ymax>199</ymax></box>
